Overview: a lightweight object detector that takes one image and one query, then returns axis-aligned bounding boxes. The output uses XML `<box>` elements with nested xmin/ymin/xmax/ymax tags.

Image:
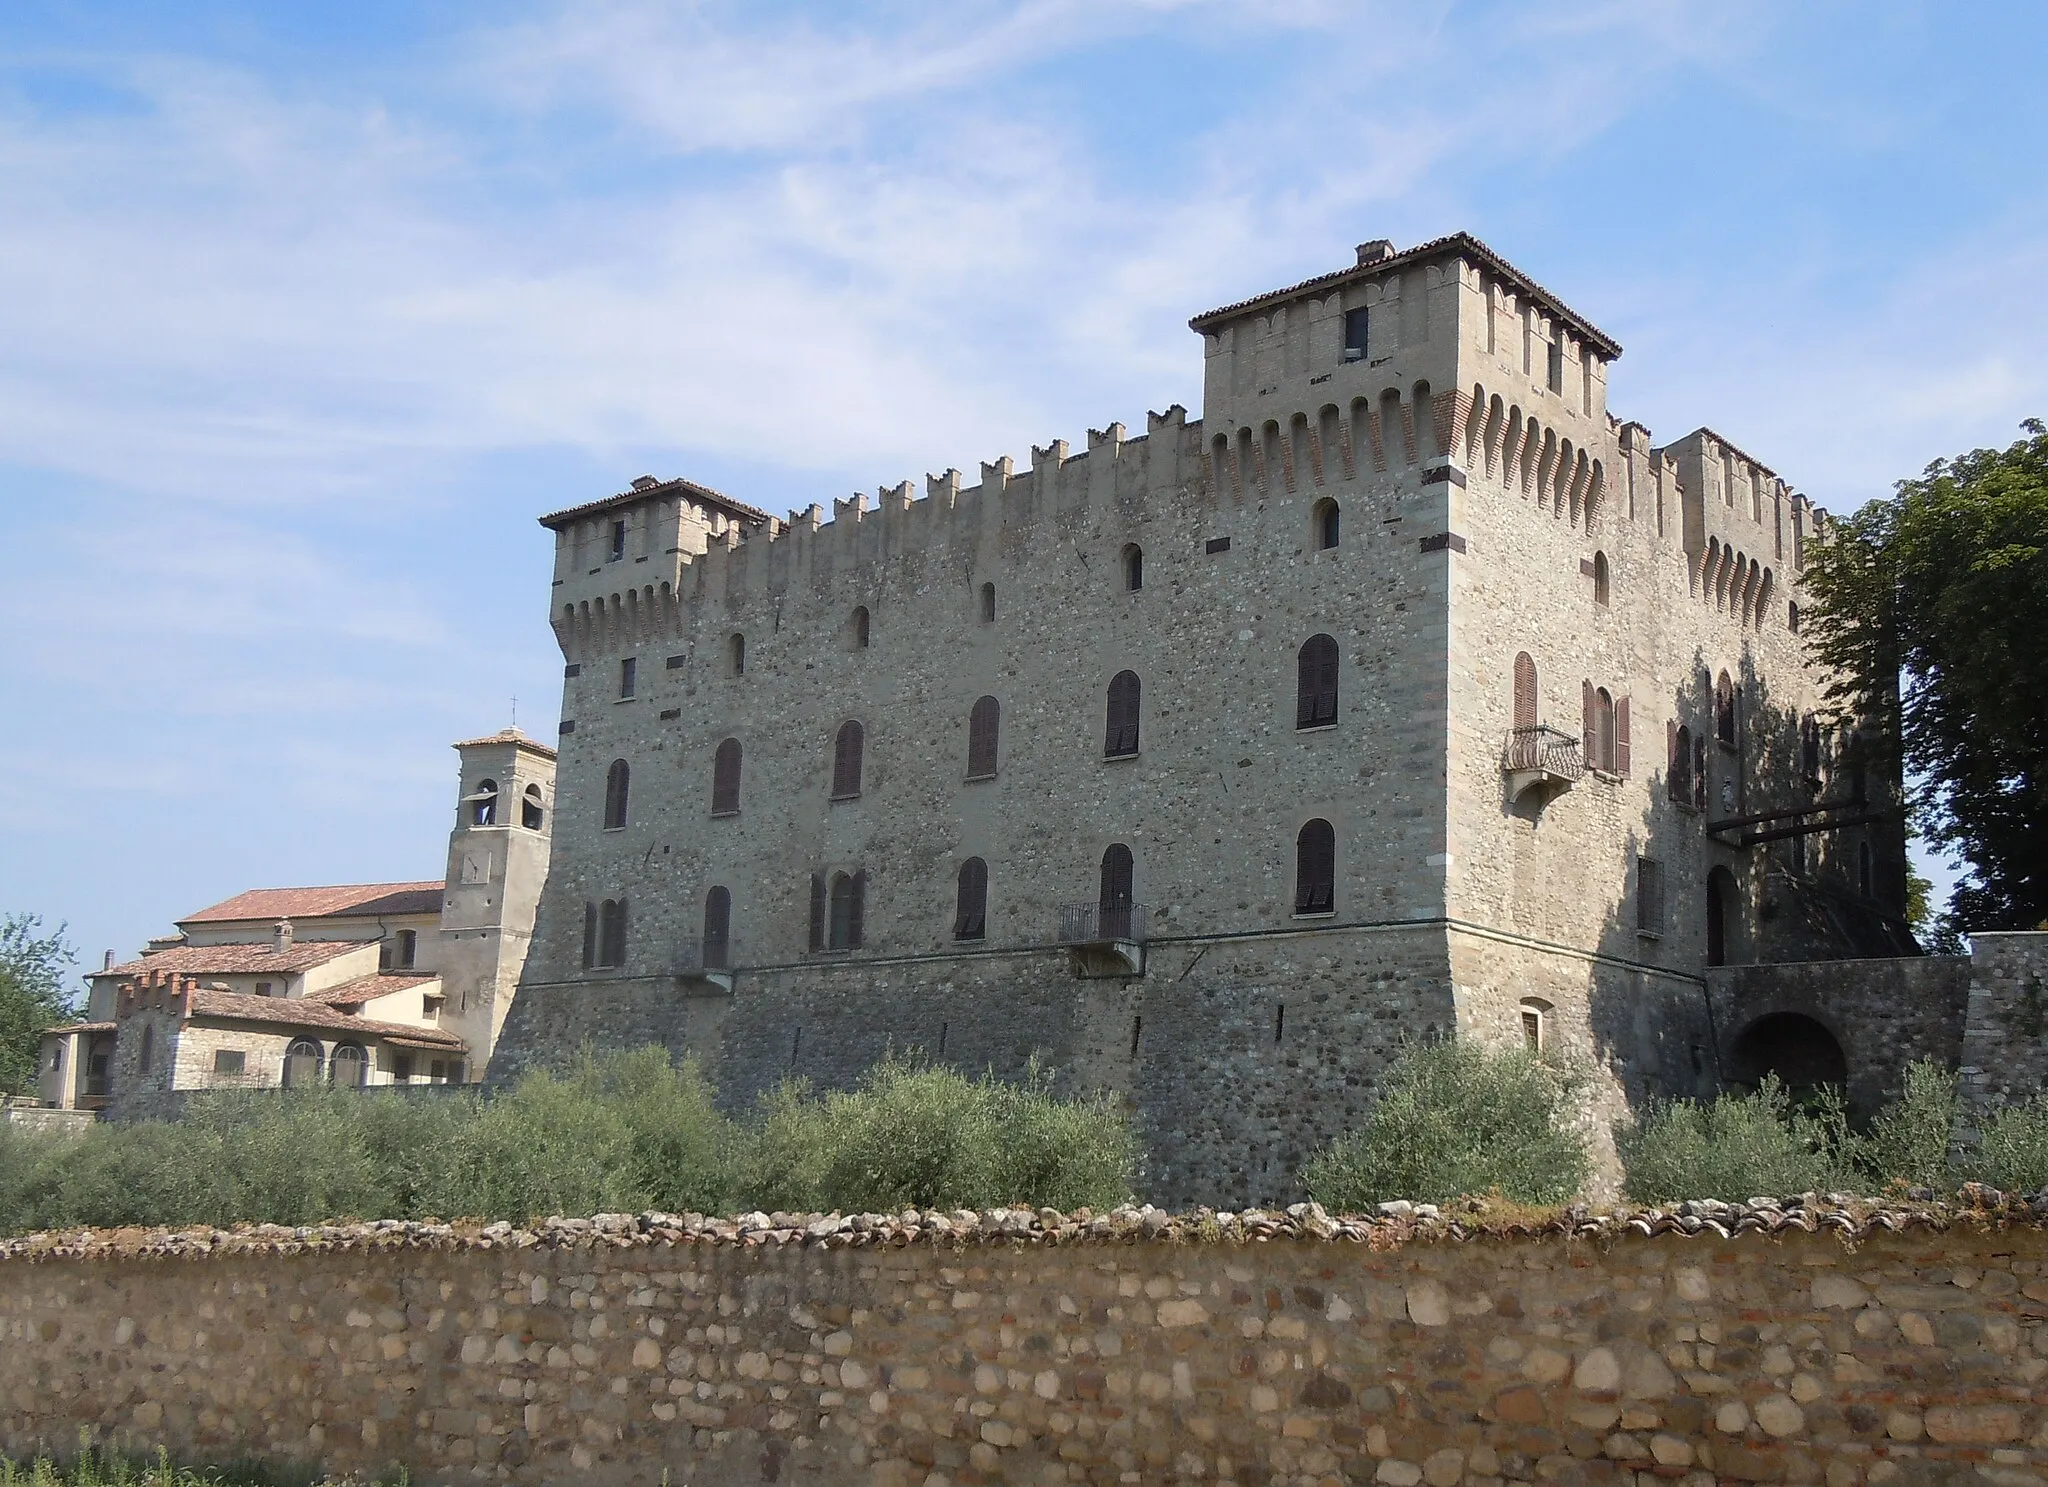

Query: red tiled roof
<box><xmin>538</xmin><ymin>474</ymin><xmax>773</xmax><ymax>531</ymax></box>
<box><xmin>451</xmin><ymin>727</ymin><xmax>558</xmax><ymax>758</ymax></box>
<box><xmin>180</xmin><ymin>883</ymin><xmax>444</xmax><ymax>925</ymax></box>
<box><xmin>304</xmin><ymin>972</ymin><xmax>439</xmax><ymax>1007</ymax></box>
<box><xmin>180</xmin><ymin>989</ymin><xmax>466</xmax><ymax>1050</ymax></box>
<box><xmin>42</xmin><ymin>1022</ymin><xmax>116</xmax><ymax>1036</ymax></box>
<box><xmin>1188</xmin><ymin>231</ymin><xmax>1623</xmax><ymax>358</ymax></box>
<box><xmin>104</xmin><ymin>940</ymin><xmax>379</xmax><ymax>979</ymax></box>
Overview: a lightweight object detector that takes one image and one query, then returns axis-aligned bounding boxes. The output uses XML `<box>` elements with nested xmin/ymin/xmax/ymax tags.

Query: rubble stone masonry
<box><xmin>7</xmin><ymin>1203</ymin><xmax>2048</xmax><ymax>1485</ymax></box>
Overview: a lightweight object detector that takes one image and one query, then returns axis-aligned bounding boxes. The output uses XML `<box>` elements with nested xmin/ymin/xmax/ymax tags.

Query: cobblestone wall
<box><xmin>1961</xmin><ymin>934</ymin><xmax>2048</xmax><ymax>1117</ymax></box>
<box><xmin>6</xmin><ymin>1203</ymin><xmax>2048</xmax><ymax>1487</ymax></box>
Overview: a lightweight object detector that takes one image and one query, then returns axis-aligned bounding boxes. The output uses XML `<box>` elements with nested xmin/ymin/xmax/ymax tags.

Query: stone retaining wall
<box><xmin>5</xmin><ymin>1204</ymin><xmax>2048</xmax><ymax>1486</ymax></box>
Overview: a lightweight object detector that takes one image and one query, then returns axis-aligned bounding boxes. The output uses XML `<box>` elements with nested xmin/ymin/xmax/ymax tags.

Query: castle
<box><xmin>489</xmin><ymin>232</ymin><xmax>1932</xmax><ymax>1202</ymax></box>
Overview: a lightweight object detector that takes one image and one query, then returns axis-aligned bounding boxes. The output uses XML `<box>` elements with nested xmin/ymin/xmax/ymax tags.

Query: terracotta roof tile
<box><xmin>41</xmin><ymin>1022</ymin><xmax>116</xmax><ymax>1035</ymax></box>
<box><xmin>180</xmin><ymin>884</ymin><xmax>444</xmax><ymax>925</ymax></box>
<box><xmin>105</xmin><ymin>941</ymin><xmax>379</xmax><ymax>978</ymax></box>
<box><xmin>179</xmin><ymin>989</ymin><xmax>466</xmax><ymax>1050</ymax></box>
<box><xmin>538</xmin><ymin>475</ymin><xmax>773</xmax><ymax>531</ymax></box>
<box><xmin>303</xmin><ymin>973</ymin><xmax>439</xmax><ymax>1007</ymax></box>
<box><xmin>450</xmin><ymin>727</ymin><xmax>558</xmax><ymax>758</ymax></box>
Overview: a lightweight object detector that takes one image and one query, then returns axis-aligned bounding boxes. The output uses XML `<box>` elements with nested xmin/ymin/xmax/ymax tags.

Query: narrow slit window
<box><xmin>966</xmin><ymin>696</ymin><xmax>1000</xmax><ymax>780</ymax></box>
<box><xmin>980</xmin><ymin>583</ymin><xmax>997</xmax><ymax>623</ymax></box>
<box><xmin>702</xmin><ymin>886</ymin><xmax>731</xmax><ymax>969</ymax></box>
<box><xmin>831</xmin><ymin>721</ymin><xmax>865</xmax><ymax>799</ymax></box>
<box><xmin>1314</xmin><ymin>499</ymin><xmax>1340</xmax><ymax>551</ymax></box>
<box><xmin>1296</xmin><ymin>634</ymin><xmax>1339</xmax><ymax>728</ymax></box>
<box><xmin>1294</xmin><ymin>818</ymin><xmax>1336</xmax><ymax>915</ymax></box>
<box><xmin>729</xmin><ymin>633</ymin><xmax>746</xmax><ymax>677</ymax></box>
<box><xmin>1668</xmin><ymin>725</ymin><xmax>1694</xmax><ymax>806</ymax></box>
<box><xmin>1592</xmin><ymin>551</ymin><xmax>1610</xmax><ymax>607</ymax></box>
<box><xmin>1715</xmin><ymin>671</ymin><xmax>1736</xmax><ymax>746</ymax></box>
<box><xmin>597</xmin><ymin>898</ymin><xmax>628</xmax><ymax>968</ymax></box>
<box><xmin>619</xmin><ymin>657</ymin><xmax>637</xmax><ymax>699</ymax></box>
<box><xmin>953</xmin><ymin>857</ymin><xmax>988</xmax><ymax>941</ymax></box>
<box><xmin>828</xmin><ymin>871</ymin><xmax>865</xmax><ymax>950</ymax></box>
<box><xmin>609</xmin><ymin>520</ymin><xmax>626</xmax><ymax>561</ymax></box>
<box><xmin>1342</xmin><ymin>307</ymin><xmax>1369</xmax><ymax>362</ymax></box>
<box><xmin>1122</xmin><ymin>545</ymin><xmax>1144</xmax><ymax>591</ymax></box>
<box><xmin>851</xmin><ymin>606</ymin><xmax>871</xmax><ymax>650</ymax></box>
<box><xmin>1104</xmin><ymin>671</ymin><xmax>1141</xmax><ymax>757</ymax></box>
<box><xmin>712</xmin><ymin>737</ymin><xmax>742</xmax><ymax>815</ymax></box>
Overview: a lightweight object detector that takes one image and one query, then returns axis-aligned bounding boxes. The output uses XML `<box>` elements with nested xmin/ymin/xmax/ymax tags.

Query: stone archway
<box><xmin>1730</xmin><ymin>1012</ymin><xmax>1848</xmax><ymax>1098</ymax></box>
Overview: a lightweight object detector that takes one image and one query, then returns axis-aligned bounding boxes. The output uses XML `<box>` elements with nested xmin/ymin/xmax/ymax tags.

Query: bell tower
<box><xmin>437</xmin><ymin>728</ymin><xmax>557</xmax><ymax>1070</ymax></box>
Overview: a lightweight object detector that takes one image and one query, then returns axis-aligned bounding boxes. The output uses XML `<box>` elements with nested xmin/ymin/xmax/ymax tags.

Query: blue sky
<box><xmin>3</xmin><ymin>0</ymin><xmax>2044</xmax><ymax>981</ymax></box>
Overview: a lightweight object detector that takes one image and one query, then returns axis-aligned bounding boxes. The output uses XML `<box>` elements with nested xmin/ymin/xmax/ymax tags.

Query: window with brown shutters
<box><xmin>1104</xmin><ymin>671</ymin><xmax>1140</xmax><ymax>757</ymax></box>
<box><xmin>828</xmin><ymin>871</ymin><xmax>865</xmax><ymax>950</ymax></box>
<box><xmin>831</xmin><ymin>721</ymin><xmax>864</xmax><ymax>799</ymax></box>
<box><xmin>966</xmin><ymin>696</ymin><xmax>1000</xmax><ymax>780</ymax></box>
<box><xmin>1582</xmin><ymin>681</ymin><xmax>1597</xmax><ymax>769</ymax></box>
<box><xmin>702</xmin><ymin>886</ymin><xmax>731</xmax><ymax>969</ymax></box>
<box><xmin>1098</xmin><ymin>844</ymin><xmax>1134</xmax><ymax>938</ymax></box>
<box><xmin>954</xmin><ymin>857</ymin><xmax>988</xmax><ymax>940</ymax></box>
<box><xmin>1715</xmin><ymin>671</ymin><xmax>1736</xmax><ymax>746</ymax></box>
<box><xmin>1693</xmin><ymin>734</ymin><xmax>1708</xmax><ymax>811</ymax></box>
<box><xmin>1669</xmin><ymin>724</ymin><xmax>1695</xmax><ymax>806</ymax></box>
<box><xmin>582</xmin><ymin>901</ymin><xmax>597</xmax><ymax>968</ymax></box>
<box><xmin>1614</xmin><ymin>695</ymin><xmax>1630</xmax><ymax>776</ymax></box>
<box><xmin>710</xmin><ymin>738</ymin><xmax>742</xmax><ymax>815</ymax></box>
<box><xmin>1294</xmin><ymin>819</ymin><xmax>1336</xmax><ymax>915</ymax></box>
<box><xmin>597</xmin><ymin>898</ymin><xmax>628</xmax><ymax>968</ymax></box>
<box><xmin>603</xmin><ymin>759</ymin><xmax>630</xmax><ymax>829</ymax></box>
<box><xmin>808</xmin><ymin>873</ymin><xmax>827</xmax><ymax>952</ymax></box>
<box><xmin>1590</xmin><ymin>687</ymin><xmax>1616</xmax><ymax>771</ymax></box>
<box><xmin>1296</xmin><ymin>634</ymin><xmax>1339</xmax><ymax>729</ymax></box>
<box><xmin>1513</xmin><ymin>652</ymin><xmax>1538</xmax><ymax>729</ymax></box>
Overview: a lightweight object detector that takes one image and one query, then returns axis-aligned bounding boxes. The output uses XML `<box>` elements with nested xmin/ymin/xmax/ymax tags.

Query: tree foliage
<box><xmin>1802</xmin><ymin>422</ymin><xmax>2048</xmax><ymax>930</ymax></box>
<box><xmin>0</xmin><ymin>915</ymin><xmax>79</xmax><ymax>1097</ymax></box>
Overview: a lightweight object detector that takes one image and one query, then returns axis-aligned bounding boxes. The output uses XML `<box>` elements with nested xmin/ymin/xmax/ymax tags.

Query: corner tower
<box><xmin>437</xmin><ymin>728</ymin><xmax>557</xmax><ymax>1068</ymax></box>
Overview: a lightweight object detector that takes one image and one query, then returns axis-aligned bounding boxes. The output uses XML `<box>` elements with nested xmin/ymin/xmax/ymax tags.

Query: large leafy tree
<box><xmin>1803</xmin><ymin>421</ymin><xmax>2048</xmax><ymax>931</ymax></box>
<box><xmin>0</xmin><ymin>914</ymin><xmax>79</xmax><ymax>1096</ymax></box>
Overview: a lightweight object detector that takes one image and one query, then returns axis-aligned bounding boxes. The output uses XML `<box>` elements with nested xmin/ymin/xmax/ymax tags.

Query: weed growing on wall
<box><xmin>1617</xmin><ymin>1076</ymin><xmax>1855</xmax><ymax>1202</ymax></box>
<box><xmin>1299</xmin><ymin>1040</ymin><xmax>1591</xmax><ymax>1208</ymax></box>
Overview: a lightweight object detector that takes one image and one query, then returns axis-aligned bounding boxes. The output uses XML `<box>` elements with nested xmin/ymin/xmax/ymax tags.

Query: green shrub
<box><xmin>1619</xmin><ymin>1076</ymin><xmax>1854</xmax><ymax>1202</ymax></box>
<box><xmin>1964</xmin><ymin>1097</ymin><xmax>2048</xmax><ymax>1194</ymax></box>
<box><xmin>1851</xmin><ymin>1059</ymin><xmax>1958</xmax><ymax>1192</ymax></box>
<box><xmin>741</xmin><ymin>1053</ymin><xmax>1133</xmax><ymax>1213</ymax></box>
<box><xmin>1300</xmin><ymin>1039</ymin><xmax>1590</xmax><ymax>1209</ymax></box>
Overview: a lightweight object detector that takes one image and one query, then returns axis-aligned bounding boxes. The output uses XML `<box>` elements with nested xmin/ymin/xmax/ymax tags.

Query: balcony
<box><xmin>1502</xmin><ymin>725</ymin><xmax>1584</xmax><ymax>804</ymax></box>
<box><xmin>675</xmin><ymin>942</ymin><xmax>735</xmax><ymax>995</ymax></box>
<box><xmin>1058</xmin><ymin>903</ymin><xmax>1148</xmax><ymax>978</ymax></box>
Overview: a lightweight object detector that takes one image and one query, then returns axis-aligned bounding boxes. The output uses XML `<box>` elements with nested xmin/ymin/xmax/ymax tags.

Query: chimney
<box><xmin>1356</xmin><ymin>239</ymin><xmax>1395</xmax><ymax>266</ymax></box>
<box><xmin>101</xmin><ymin>949</ymin><xmax>114</xmax><ymax>972</ymax></box>
<box><xmin>273</xmin><ymin>919</ymin><xmax>294</xmax><ymax>954</ymax></box>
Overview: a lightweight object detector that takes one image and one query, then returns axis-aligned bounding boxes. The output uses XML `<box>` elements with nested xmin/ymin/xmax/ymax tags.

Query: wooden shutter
<box><xmin>832</xmin><ymin>722</ymin><xmax>864</xmax><ymax>798</ymax></box>
<box><xmin>1295</xmin><ymin>820</ymin><xmax>1335</xmax><ymax>914</ymax></box>
<box><xmin>967</xmin><ymin>696</ymin><xmax>999</xmax><ymax>779</ymax></box>
<box><xmin>1100</xmin><ymin>844</ymin><xmax>1134</xmax><ymax>911</ymax></box>
<box><xmin>1582</xmin><ymin>681</ymin><xmax>1596</xmax><ymax>765</ymax></box>
<box><xmin>1513</xmin><ymin>653</ymin><xmax>1537</xmax><ymax>730</ymax></box>
<box><xmin>1106</xmin><ymin>672</ymin><xmax>1140</xmax><ymax>756</ymax></box>
<box><xmin>703</xmin><ymin>887</ymin><xmax>731</xmax><ymax>968</ymax></box>
<box><xmin>1297</xmin><ymin>636</ymin><xmax>1338</xmax><ymax>727</ymax></box>
<box><xmin>954</xmin><ymin>858</ymin><xmax>987</xmax><ymax>940</ymax></box>
<box><xmin>582</xmin><ymin>901</ymin><xmax>597</xmax><ymax>969</ymax></box>
<box><xmin>1614</xmin><ymin>697</ymin><xmax>1630</xmax><ymax>776</ymax></box>
<box><xmin>848</xmin><ymin>871</ymin><xmax>866</xmax><ymax>949</ymax></box>
<box><xmin>808</xmin><ymin>873</ymin><xmax>826</xmax><ymax>952</ymax></box>
<box><xmin>712</xmin><ymin>739</ymin><xmax>742</xmax><ymax>814</ymax></box>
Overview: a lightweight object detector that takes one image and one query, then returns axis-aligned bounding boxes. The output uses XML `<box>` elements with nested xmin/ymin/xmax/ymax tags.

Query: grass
<box><xmin>0</xmin><ymin>1442</ymin><xmax>402</xmax><ymax>1486</ymax></box>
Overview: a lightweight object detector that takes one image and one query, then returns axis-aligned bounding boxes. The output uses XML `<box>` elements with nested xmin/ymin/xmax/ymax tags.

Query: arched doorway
<box><xmin>1730</xmin><ymin>1013</ymin><xmax>1848</xmax><ymax>1100</ymax></box>
<box><xmin>1706</xmin><ymin>866</ymin><xmax>1740</xmax><ymax>967</ymax></box>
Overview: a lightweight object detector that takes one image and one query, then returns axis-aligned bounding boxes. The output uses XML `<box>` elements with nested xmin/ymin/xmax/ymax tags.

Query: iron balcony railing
<box><xmin>1502</xmin><ymin>724</ymin><xmax>1584</xmax><ymax>782</ymax></box>
<box><xmin>1058</xmin><ymin>903</ymin><xmax>1148</xmax><ymax>945</ymax></box>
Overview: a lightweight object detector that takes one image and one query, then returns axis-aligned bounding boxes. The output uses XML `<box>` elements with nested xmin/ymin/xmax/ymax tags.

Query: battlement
<box><xmin>117</xmin><ymin>970</ymin><xmax>198</xmax><ymax>1021</ymax></box>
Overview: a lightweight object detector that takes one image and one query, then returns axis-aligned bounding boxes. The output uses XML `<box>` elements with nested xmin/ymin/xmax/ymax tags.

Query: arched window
<box><xmin>1715</xmin><ymin>671</ymin><xmax>1736</xmax><ymax>746</ymax></box>
<box><xmin>966</xmin><ymin>696</ymin><xmax>1000</xmax><ymax>780</ymax></box>
<box><xmin>1519</xmin><ymin>997</ymin><xmax>1553</xmax><ymax>1054</ymax></box>
<box><xmin>1669</xmin><ymin>724</ymin><xmax>1695</xmax><ymax>805</ymax></box>
<box><xmin>1706</xmin><ymin>867</ymin><xmax>1738</xmax><ymax>967</ymax></box>
<box><xmin>1122</xmin><ymin>545</ymin><xmax>1144</xmax><ymax>592</ymax></box>
<box><xmin>470</xmin><ymin>778</ymin><xmax>498</xmax><ymax>827</ymax></box>
<box><xmin>729</xmin><ymin>633</ymin><xmax>746</xmax><ymax>676</ymax></box>
<box><xmin>831</xmin><ymin>721</ymin><xmax>865</xmax><ymax>799</ymax></box>
<box><xmin>1592</xmin><ymin>551</ymin><xmax>1610</xmax><ymax>607</ymax></box>
<box><xmin>712</xmin><ymin>738</ymin><xmax>743</xmax><ymax>815</ymax></box>
<box><xmin>330</xmin><ymin>1044</ymin><xmax>367</xmax><ymax>1088</ymax></box>
<box><xmin>1313</xmin><ymin>498</ymin><xmax>1340</xmax><ymax>551</ymax></box>
<box><xmin>703</xmin><ymin>886</ymin><xmax>731</xmax><ymax>970</ymax></box>
<box><xmin>1583</xmin><ymin>684</ymin><xmax>1616</xmax><ymax>772</ymax></box>
<box><xmin>1104</xmin><ymin>671</ymin><xmax>1141</xmax><ymax>757</ymax></box>
<box><xmin>138</xmin><ymin>1023</ymin><xmax>155</xmax><ymax>1075</ymax></box>
<box><xmin>1800</xmin><ymin>713</ymin><xmax>1822</xmax><ymax>782</ymax></box>
<box><xmin>954</xmin><ymin>858</ymin><xmax>988</xmax><ymax>941</ymax></box>
<box><xmin>1512</xmin><ymin>652</ymin><xmax>1538</xmax><ymax>730</ymax></box>
<box><xmin>603</xmin><ymin>759</ymin><xmax>630</xmax><ymax>829</ymax></box>
<box><xmin>597</xmin><ymin>898</ymin><xmax>628</xmax><ymax>969</ymax></box>
<box><xmin>828</xmin><ymin>872</ymin><xmax>865</xmax><ymax>950</ymax></box>
<box><xmin>850</xmin><ymin>606</ymin><xmax>871</xmax><ymax>650</ymax></box>
<box><xmin>1296</xmin><ymin>635</ymin><xmax>1339</xmax><ymax>729</ymax></box>
<box><xmin>521</xmin><ymin>784</ymin><xmax>545</xmax><ymax>831</ymax></box>
<box><xmin>1098</xmin><ymin>844</ymin><xmax>1135</xmax><ymax>939</ymax></box>
<box><xmin>980</xmin><ymin>583</ymin><xmax>997</xmax><ymax>623</ymax></box>
<box><xmin>283</xmin><ymin>1038</ymin><xmax>322</xmax><ymax>1088</ymax></box>
<box><xmin>1294</xmin><ymin>819</ymin><xmax>1336</xmax><ymax>915</ymax></box>
<box><xmin>1788</xmin><ymin>601</ymin><xmax>1802</xmax><ymax>634</ymax></box>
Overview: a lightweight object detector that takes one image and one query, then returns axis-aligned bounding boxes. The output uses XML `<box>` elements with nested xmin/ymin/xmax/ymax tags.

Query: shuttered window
<box><xmin>832</xmin><ymin>721</ymin><xmax>865</xmax><ymax>799</ymax></box>
<box><xmin>703</xmin><ymin>887</ymin><xmax>731</xmax><ymax>970</ymax></box>
<box><xmin>808</xmin><ymin>873</ymin><xmax>827</xmax><ymax>953</ymax></box>
<box><xmin>1614</xmin><ymin>696</ymin><xmax>1631</xmax><ymax>776</ymax></box>
<box><xmin>1296</xmin><ymin>635</ymin><xmax>1339</xmax><ymax>728</ymax></box>
<box><xmin>597</xmin><ymin>898</ymin><xmax>628</xmax><ymax>969</ymax></box>
<box><xmin>582</xmin><ymin>901</ymin><xmax>597</xmax><ymax>969</ymax></box>
<box><xmin>712</xmin><ymin>738</ymin><xmax>742</xmax><ymax>815</ymax></box>
<box><xmin>966</xmin><ymin>696</ymin><xmax>1000</xmax><ymax>780</ymax></box>
<box><xmin>1104</xmin><ymin>672</ymin><xmax>1141</xmax><ymax>757</ymax></box>
<box><xmin>828</xmin><ymin>872</ymin><xmax>865</xmax><ymax>950</ymax></box>
<box><xmin>1294</xmin><ymin>819</ymin><xmax>1336</xmax><ymax>915</ymax></box>
<box><xmin>954</xmin><ymin>858</ymin><xmax>988</xmax><ymax>941</ymax></box>
<box><xmin>1513</xmin><ymin>652</ymin><xmax>1537</xmax><ymax>729</ymax></box>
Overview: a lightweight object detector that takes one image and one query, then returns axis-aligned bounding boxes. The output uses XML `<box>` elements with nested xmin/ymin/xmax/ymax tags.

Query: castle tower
<box><xmin>436</xmin><ymin>729</ymin><xmax>557</xmax><ymax>1071</ymax></box>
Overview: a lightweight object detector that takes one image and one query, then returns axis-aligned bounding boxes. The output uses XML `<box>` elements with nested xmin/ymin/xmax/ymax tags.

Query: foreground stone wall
<box><xmin>7</xmin><ymin>1202</ymin><xmax>2048</xmax><ymax>1486</ymax></box>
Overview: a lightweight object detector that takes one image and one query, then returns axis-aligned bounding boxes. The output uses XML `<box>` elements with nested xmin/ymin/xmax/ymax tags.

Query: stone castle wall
<box><xmin>7</xmin><ymin>1205</ymin><xmax>2048</xmax><ymax>1487</ymax></box>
